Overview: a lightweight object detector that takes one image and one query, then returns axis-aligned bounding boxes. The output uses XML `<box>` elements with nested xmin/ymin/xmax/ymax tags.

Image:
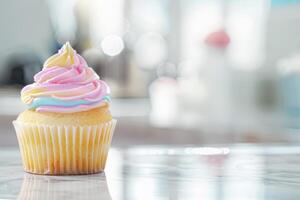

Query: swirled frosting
<box><xmin>21</xmin><ymin>42</ymin><xmax>110</xmax><ymax>113</ymax></box>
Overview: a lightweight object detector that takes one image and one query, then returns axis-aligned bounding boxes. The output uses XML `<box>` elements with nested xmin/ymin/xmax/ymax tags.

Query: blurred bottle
<box><xmin>149</xmin><ymin>30</ymin><xmax>232</xmax><ymax>129</ymax></box>
<box><xmin>175</xmin><ymin>29</ymin><xmax>232</xmax><ymax>129</ymax></box>
<box><xmin>278</xmin><ymin>53</ymin><xmax>300</xmax><ymax>129</ymax></box>
<box><xmin>149</xmin><ymin>62</ymin><xmax>178</xmax><ymax>127</ymax></box>
<box><xmin>203</xmin><ymin>29</ymin><xmax>232</xmax><ymax>128</ymax></box>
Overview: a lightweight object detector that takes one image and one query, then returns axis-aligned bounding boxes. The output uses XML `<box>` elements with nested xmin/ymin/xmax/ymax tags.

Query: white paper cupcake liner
<box><xmin>13</xmin><ymin>120</ymin><xmax>116</xmax><ymax>175</ymax></box>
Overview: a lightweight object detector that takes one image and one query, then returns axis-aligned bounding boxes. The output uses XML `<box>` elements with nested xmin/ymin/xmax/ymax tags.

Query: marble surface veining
<box><xmin>1</xmin><ymin>145</ymin><xmax>300</xmax><ymax>199</ymax></box>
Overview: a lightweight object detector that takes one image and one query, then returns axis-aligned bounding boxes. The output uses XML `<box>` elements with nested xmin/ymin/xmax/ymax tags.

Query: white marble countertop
<box><xmin>1</xmin><ymin>145</ymin><xmax>300</xmax><ymax>199</ymax></box>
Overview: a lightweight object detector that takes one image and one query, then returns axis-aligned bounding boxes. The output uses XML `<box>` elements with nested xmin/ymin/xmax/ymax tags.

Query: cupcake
<box><xmin>13</xmin><ymin>42</ymin><xmax>116</xmax><ymax>175</ymax></box>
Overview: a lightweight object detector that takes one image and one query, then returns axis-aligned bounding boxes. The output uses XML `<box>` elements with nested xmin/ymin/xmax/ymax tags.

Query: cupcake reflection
<box><xmin>18</xmin><ymin>173</ymin><xmax>112</xmax><ymax>200</ymax></box>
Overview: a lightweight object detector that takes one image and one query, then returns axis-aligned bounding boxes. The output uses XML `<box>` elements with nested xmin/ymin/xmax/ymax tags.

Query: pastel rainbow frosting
<box><xmin>21</xmin><ymin>42</ymin><xmax>110</xmax><ymax>113</ymax></box>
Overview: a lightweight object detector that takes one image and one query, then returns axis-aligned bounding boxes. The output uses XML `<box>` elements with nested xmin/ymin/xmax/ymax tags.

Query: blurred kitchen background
<box><xmin>1</xmin><ymin>0</ymin><xmax>300</xmax><ymax>146</ymax></box>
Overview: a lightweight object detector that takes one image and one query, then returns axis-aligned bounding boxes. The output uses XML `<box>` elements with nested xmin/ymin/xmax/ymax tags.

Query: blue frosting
<box><xmin>102</xmin><ymin>95</ymin><xmax>111</xmax><ymax>102</ymax></box>
<box><xmin>29</xmin><ymin>96</ymin><xmax>110</xmax><ymax>109</ymax></box>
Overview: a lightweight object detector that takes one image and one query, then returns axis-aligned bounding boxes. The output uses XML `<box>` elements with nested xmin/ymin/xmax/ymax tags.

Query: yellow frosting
<box><xmin>21</xmin><ymin>88</ymin><xmax>45</xmax><ymax>104</ymax></box>
<box><xmin>43</xmin><ymin>42</ymin><xmax>76</xmax><ymax>68</ymax></box>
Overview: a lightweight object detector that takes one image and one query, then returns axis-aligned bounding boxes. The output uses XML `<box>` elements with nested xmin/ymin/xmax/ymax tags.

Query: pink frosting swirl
<box><xmin>21</xmin><ymin>43</ymin><xmax>110</xmax><ymax>113</ymax></box>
